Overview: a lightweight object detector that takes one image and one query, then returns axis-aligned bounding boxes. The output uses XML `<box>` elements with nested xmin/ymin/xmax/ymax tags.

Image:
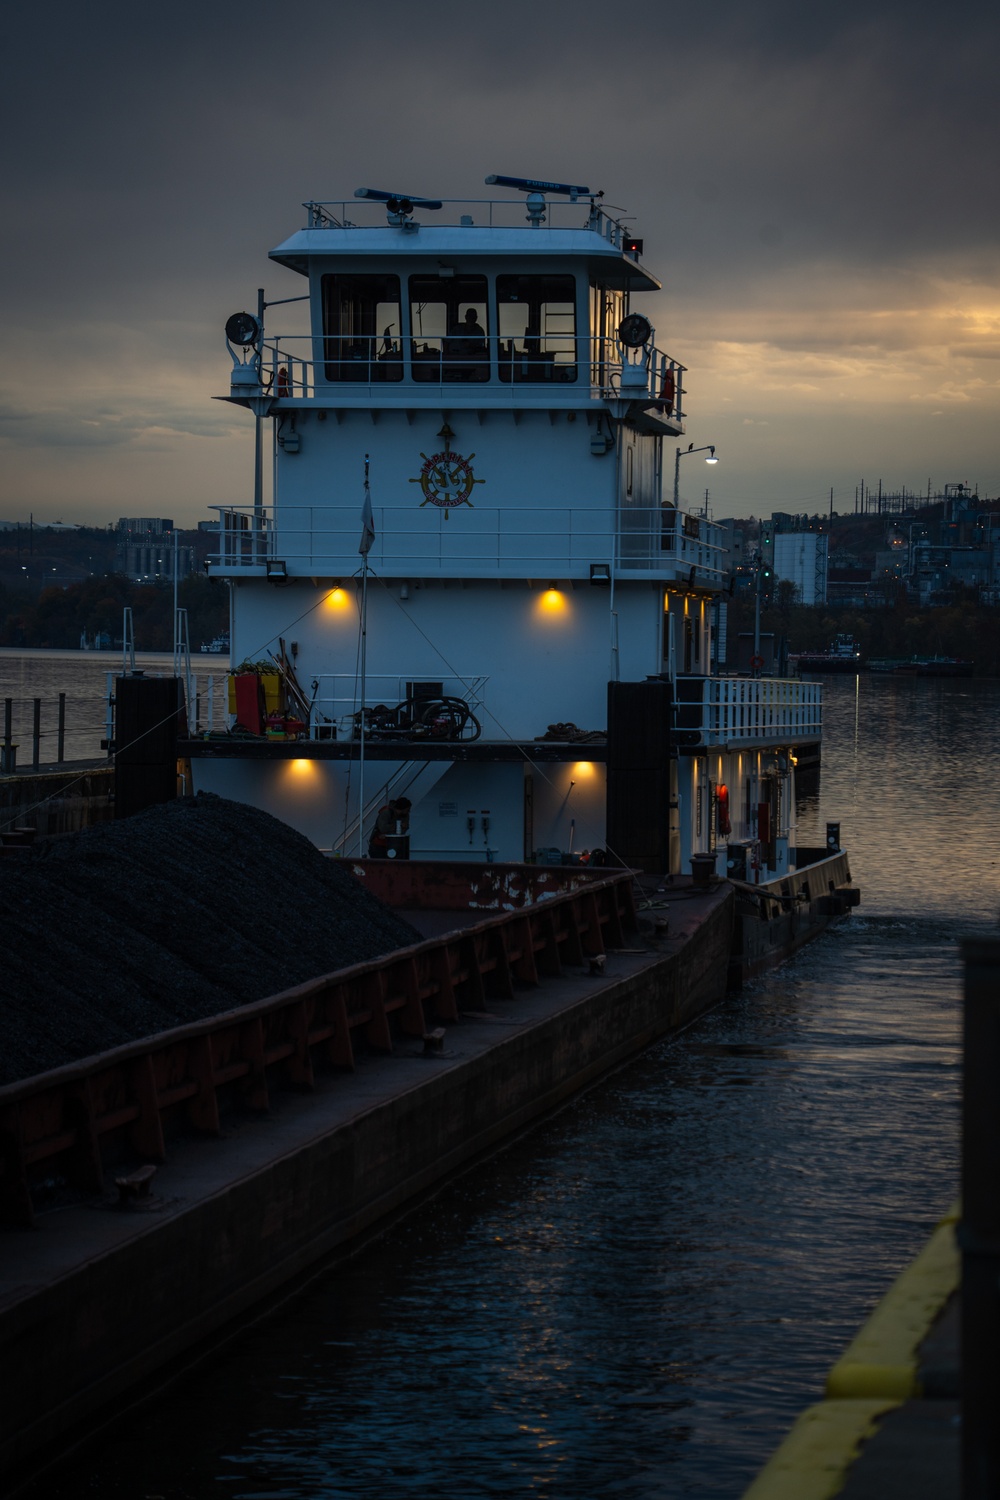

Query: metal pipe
<box><xmin>960</xmin><ymin>934</ymin><xmax>1000</xmax><ymax>1499</ymax></box>
<box><xmin>1</xmin><ymin>698</ymin><xmax>14</xmax><ymax>775</ymax></box>
<box><xmin>57</xmin><ymin>693</ymin><xmax>65</xmax><ymax>763</ymax></box>
<box><xmin>32</xmin><ymin>699</ymin><xmax>41</xmax><ymax>770</ymax></box>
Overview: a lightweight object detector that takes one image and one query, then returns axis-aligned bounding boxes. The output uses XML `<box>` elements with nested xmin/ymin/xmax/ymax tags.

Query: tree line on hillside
<box><xmin>0</xmin><ymin>574</ymin><xmax>229</xmax><ymax>651</ymax></box>
<box><xmin>731</xmin><ymin>589</ymin><xmax>1000</xmax><ymax>675</ymax></box>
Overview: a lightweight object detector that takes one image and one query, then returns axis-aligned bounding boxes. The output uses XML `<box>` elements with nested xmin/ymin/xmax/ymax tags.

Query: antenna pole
<box><xmin>253</xmin><ymin>288</ymin><xmax>265</xmax><ymax>557</ymax></box>
<box><xmin>358</xmin><ymin>455</ymin><xmax>370</xmax><ymax>855</ymax></box>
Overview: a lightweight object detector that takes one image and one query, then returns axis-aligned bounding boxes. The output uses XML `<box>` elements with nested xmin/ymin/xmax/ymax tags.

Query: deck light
<box><xmin>266</xmin><ymin>559</ymin><xmax>288</xmax><ymax>580</ymax></box>
<box><xmin>590</xmin><ymin>564</ymin><xmax>611</xmax><ymax>586</ymax></box>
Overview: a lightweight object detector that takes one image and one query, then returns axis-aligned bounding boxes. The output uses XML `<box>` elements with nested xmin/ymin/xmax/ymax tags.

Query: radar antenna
<box><xmin>485</xmin><ymin>175</ymin><xmax>603</xmax><ymax>227</ymax></box>
<box><xmin>485</xmin><ymin>174</ymin><xmax>593</xmax><ymax>200</ymax></box>
<box><xmin>354</xmin><ymin>188</ymin><xmax>443</xmax><ymax>228</ymax></box>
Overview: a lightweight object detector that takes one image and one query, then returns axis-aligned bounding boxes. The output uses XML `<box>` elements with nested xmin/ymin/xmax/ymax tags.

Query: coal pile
<box><xmin>0</xmin><ymin>793</ymin><xmax>422</xmax><ymax>1085</ymax></box>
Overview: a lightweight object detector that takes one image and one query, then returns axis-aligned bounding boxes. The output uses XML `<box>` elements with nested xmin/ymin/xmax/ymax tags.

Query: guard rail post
<box><xmin>32</xmin><ymin>698</ymin><xmax>41</xmax><ymax>770</ymax></box>
<box><xmin>1</xmin><ymin>699</ymin><xmax>14</xmax><ymax>775</ymax></box>
<box><xmin>960</xmin><ymin>934</ymin><xmax>1000</xmax><ymax>1499</ymax></box>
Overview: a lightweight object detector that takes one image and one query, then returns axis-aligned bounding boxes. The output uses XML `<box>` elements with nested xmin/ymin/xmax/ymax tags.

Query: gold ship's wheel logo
<box><xmin>410</xmin><ymin>423</ymin><xmax>485</xmax><ymax>518</ymax></box>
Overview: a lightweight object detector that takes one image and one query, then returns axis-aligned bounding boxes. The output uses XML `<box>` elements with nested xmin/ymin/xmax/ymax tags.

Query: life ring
<box><xmin>750</xmin><ymin>653</ymin><xmax>765</xmax><ymax>671</ymax></box>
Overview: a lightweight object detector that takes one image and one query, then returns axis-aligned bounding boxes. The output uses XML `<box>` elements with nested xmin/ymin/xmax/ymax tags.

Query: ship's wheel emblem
<box><xmin>410</xmin><ymin>423</ymin><xmax>485</xmax><ymax>518</ymax></box>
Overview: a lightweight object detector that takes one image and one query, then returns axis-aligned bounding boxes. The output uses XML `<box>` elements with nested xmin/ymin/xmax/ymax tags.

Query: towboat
<box><xmin>790</xmin><ymin>634</ymin><xmax>864</xmax><ymax>674</ymax></box>
<box><xmin>199</xmin><ymin>633</ymin><xmax>230</xmax><ymax>655</ymax></box>
<box><xmin>184</xmin><ymin>175</ymin><xmax>857</xmax><ymax>979</ymax></box>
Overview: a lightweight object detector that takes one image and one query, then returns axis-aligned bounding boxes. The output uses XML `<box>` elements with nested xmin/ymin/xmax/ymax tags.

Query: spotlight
<box><xmin>590</xmin><ymin>564</ymin><xmax>612</xmax><ymax>586</ymax></box>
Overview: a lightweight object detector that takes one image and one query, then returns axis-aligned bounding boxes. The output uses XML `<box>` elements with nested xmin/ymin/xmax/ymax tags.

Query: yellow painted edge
<box><xmin>743</xmin><ymin>1398</ymin><xmax>901</xmax><ymax>1500</ymax></box>
<box><xmin>825</xmin><ymin>1217</ymin><xmax>959</xmax><ymax>1400</ymax></box>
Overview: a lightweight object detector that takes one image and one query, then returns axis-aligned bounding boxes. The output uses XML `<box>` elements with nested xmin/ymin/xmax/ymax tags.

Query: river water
<box><xmin>0</xmin><ymin>648</ymin><xmax>229</xmax><ymax>763</ymax></box>
<box><xmin>20</xmin><ymin>674</ymin><xmax>999</xmax><ymax>1499</ymax></box>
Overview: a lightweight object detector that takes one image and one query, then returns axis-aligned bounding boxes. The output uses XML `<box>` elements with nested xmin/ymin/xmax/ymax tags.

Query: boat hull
<box><xmin>728</xmin><ymin>848</ymin><xmax>859</xmax><ymax>987</ymax></box>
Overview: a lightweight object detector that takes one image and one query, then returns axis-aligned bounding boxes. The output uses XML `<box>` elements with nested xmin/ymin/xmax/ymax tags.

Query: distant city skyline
<box><xmin>1</xmin><ymin>0</ymin><xmax>997</xmax><ymax>525</ymax></box>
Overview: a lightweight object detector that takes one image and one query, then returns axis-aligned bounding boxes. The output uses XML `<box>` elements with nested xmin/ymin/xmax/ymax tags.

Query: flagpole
<box><xmin>358</xmin><ymin>454</ymin><xmax>373</xmax><ymax>855</ymax></box>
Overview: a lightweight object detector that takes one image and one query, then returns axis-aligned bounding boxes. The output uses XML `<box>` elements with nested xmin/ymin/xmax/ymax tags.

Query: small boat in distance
<box><xmin>790</xmin><ymin>635</ymin><xmax>864</xmax><ymax>674</ymax></box>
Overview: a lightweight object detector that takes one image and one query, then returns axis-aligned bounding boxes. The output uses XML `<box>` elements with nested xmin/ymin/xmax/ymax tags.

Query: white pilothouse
<box><xmin>191</xmin><ymin>177</ymin><xmax>822</xmax><ymax>883</ymax></box>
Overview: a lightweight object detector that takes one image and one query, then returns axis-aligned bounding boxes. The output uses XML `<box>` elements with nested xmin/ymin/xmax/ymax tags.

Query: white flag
<box><xmin>359</xmin><ymin>479</ymin><xmax>375</xmax><ymax>557</ymax></box>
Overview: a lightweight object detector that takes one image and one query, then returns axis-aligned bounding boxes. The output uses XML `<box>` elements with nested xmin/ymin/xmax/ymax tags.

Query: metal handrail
<box><xmin>675</xmin><ymin>675</ymin><xmax>823</xmax><ymax>748</ymax></box>
<box><xmin>300</xmin><ymin>197</ymin><xmax>633</xmax><ymax>239</ymax></box>
<box><xmin>207</xmin><ymin>504</ymin><xmax>728</xmax><ymax>579</ymax></box>
<box><xmin>246</xmin><ymin>334</ymin><xmax>685</xmax><ymax>416</ymax></box>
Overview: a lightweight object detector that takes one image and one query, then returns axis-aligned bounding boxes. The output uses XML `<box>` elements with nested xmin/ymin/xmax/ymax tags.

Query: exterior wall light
<box><xmin>590</xmin><ymin>564</ymin><xmax>612</xmax><ymax>585</ymax></box>
<box><xmin>266</xmin><ymin>559</ymin><xmax>288</xmax><ymax>579</ymax></box>
<box><xmin>538</xmin><ymin>583</ymin><xmax>567</xmax><ymax>615</ymax></box>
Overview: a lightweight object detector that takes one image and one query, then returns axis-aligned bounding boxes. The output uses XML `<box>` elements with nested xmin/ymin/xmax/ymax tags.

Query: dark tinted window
<box><xmin>496</xmin><ymin>275</ymin><xmax>576</xmax><ymax>383</ymax></box>
<box><xmin>322</xmin><ymin>274</ymin><xmax>402</xmax><ymax>382</ymax></box>
<box><xmin>409</xmin><ymin>274</ymin><xmax>489</xmax><ymax>383</ymax></box>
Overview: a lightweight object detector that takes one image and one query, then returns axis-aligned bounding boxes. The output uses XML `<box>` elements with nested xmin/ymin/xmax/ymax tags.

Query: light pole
<box><xmin>673</xmin><ymin>444</ymin><xmax>718</xmax><ymax>508</ymax></box>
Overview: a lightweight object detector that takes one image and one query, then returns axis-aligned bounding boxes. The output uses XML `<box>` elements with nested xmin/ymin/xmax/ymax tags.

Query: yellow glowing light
<box><xmin>534</xmin><ymin>584</ymin><xmax>569</xmax><ymax>620</ymax></box>
<box><xmin>289</xmin><ymin>758</ymin><xmax>316</xmax><ymax>776</ymax></box>
<box><xmin>572</xmin><ymin>761</ymin><xmax>596</xmax><ymax>779</ymax></box>
<box><xmin>324</xmin><ymin>586</ymin><xmax>350</xmax><ymax>612</ymax></box>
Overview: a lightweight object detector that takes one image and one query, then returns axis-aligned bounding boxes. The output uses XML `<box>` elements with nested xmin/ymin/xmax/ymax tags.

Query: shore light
<box><xmin>673</xmin><ymin>443</ymin><xmax>719</xmax><ymax>506</ymax></box>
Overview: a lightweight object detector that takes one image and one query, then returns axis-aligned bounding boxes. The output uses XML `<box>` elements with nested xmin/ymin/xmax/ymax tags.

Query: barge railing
<box><xmin>0</xmin><ymin>867</ymin><xmax>636</xmax><ymax>1227</ymax></box>
<box><xmin>674</xmin><ymin>675</ymin><xmax>823</xmax><ymax>748</ymax></box>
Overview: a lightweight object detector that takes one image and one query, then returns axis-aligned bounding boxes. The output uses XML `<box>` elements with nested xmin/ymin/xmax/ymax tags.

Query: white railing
<box><xmin>675</xmin><ymin>675</ymin><xmax>823</xmax><ymax>748</ymax></box>
<box><xmin>236</xmin><ymin>335</ymin><xmax>685</xmax><ymax>419</ymax></box>
<box><xmin>208</xmin><ymin>504</ymin><xmax>728</xmax><ymax>581</ymax></box>
<box><xmin>302</xmin><ymin>195</ymin><xmax>636</xmax><ymax>237</ymax></box>
<box><xmin>308</xmin><ymin>673</ymin><xmax>488</xmax><ymax>740</ymax></box>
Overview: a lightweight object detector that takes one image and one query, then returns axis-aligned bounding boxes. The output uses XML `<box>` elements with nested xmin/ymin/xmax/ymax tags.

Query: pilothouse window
<box><xmin>322</xmin><ymin>274</ymin><xmax>402</xmax><ymax>382</ymax></box>
<box><xmin>496</xmin><ymin>275</ymin><xmax>577</xmax><ymax>383</ymax></box>
<box><xmin>409</xmin><ymin>274</ymin><xmax>489</xmax><ymax>383</ymax></box>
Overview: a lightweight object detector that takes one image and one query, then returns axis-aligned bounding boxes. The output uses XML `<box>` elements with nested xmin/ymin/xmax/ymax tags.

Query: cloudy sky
<box><xmin>1</xmin><ymin>0</ymin><xmax>997</xmax><ymax>524</ymax></box>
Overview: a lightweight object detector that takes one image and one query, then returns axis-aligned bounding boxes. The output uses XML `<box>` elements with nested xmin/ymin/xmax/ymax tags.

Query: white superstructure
<box><xmin>191</xmin><ymin>179</ymin><xmax>821</xmax><ymax>879</ymax></box>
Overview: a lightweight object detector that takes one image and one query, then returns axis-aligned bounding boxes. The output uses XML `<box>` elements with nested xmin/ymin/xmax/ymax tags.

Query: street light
<box><xmin>673</xmin><ymin>444</ymin><xmax>718</xmax><ymax>508</ymax></box>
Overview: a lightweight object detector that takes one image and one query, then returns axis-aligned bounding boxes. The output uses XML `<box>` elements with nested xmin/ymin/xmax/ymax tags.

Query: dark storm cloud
<box><xmin>1</xmin><ymin>0</ymin><xmax>997</xmax><ymax>515</ymax></box>
<box><xmin>2</xmin><ymin>1</ymin><xmax>995</xmax><ymax>311</ymax></box>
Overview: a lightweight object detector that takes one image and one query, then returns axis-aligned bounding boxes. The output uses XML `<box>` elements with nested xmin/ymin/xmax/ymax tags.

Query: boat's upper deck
<box><xmin>270</xmin><ymin>194</ymin><xmax>661</xmax><ymax>293</ymax></box>
<box><xmin>225</xmin><ymin>185</ymin><xmax>683</xmax><ymax>426</ymax></box>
